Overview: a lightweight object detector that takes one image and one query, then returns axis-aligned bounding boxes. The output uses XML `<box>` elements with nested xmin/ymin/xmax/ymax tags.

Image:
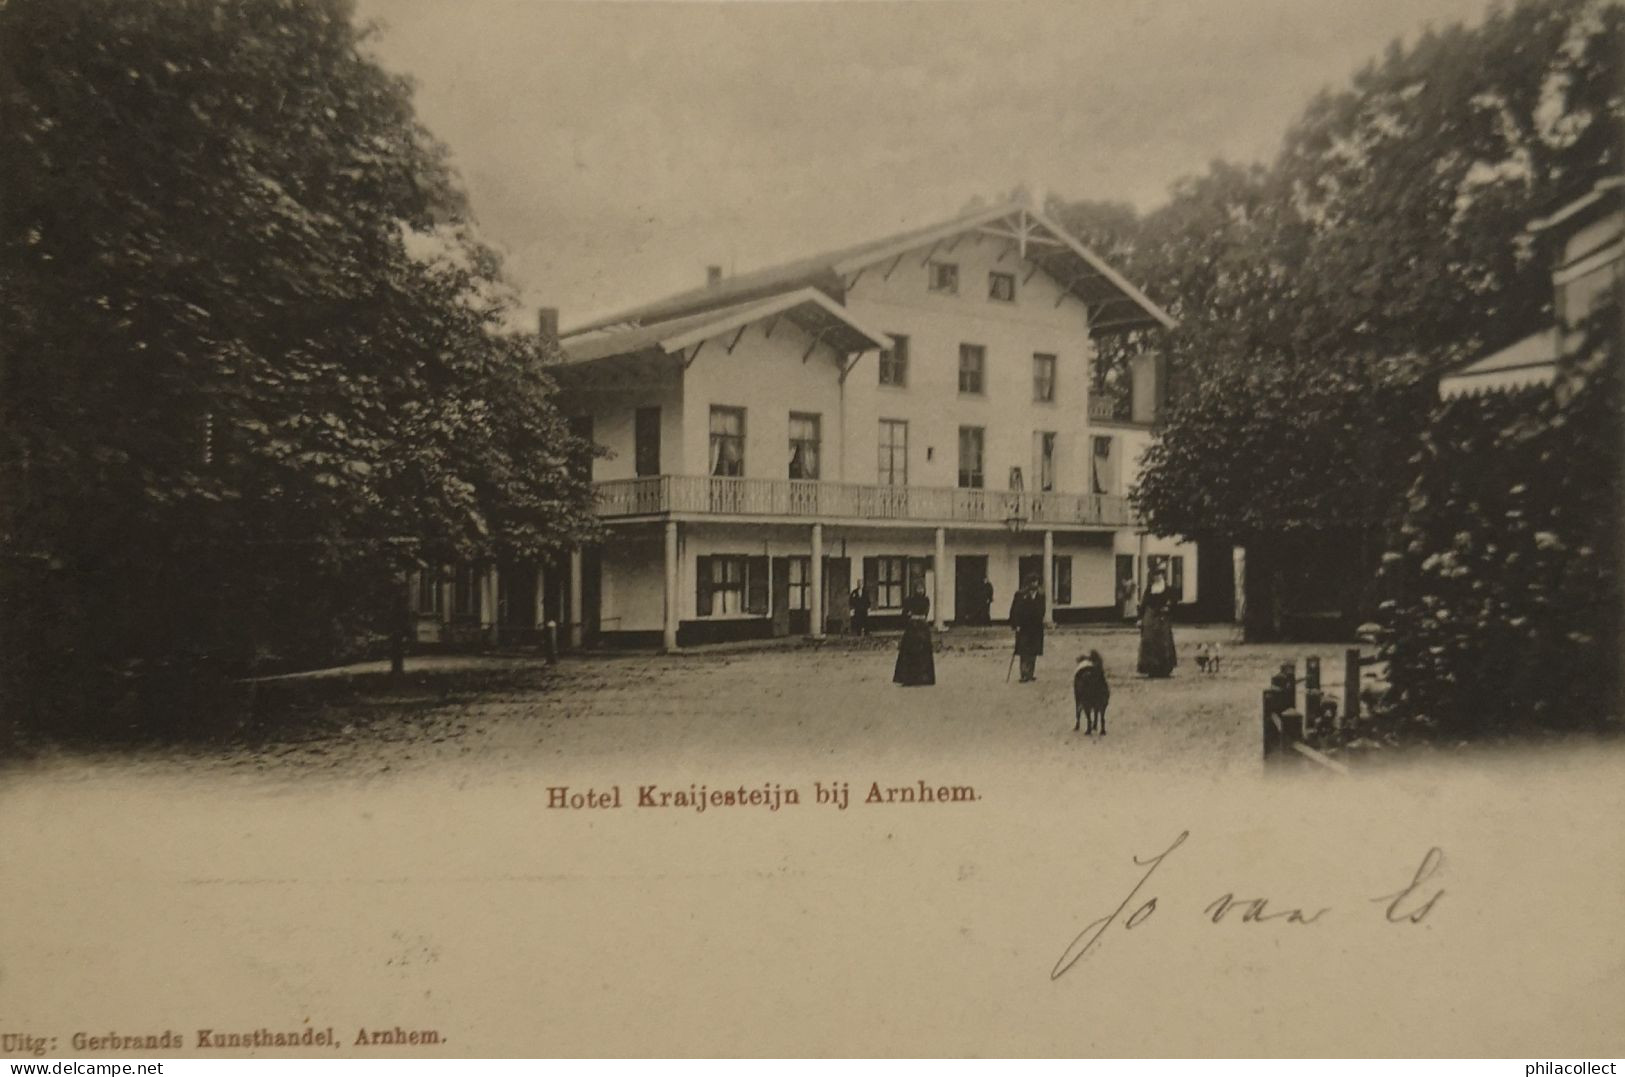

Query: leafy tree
<box><xmin>1061</xmin><ymin>0</ymin><xmax>1621</xmax><ymax>635</ymax></box>
<box><xmin>0</xmin><ymin>0</ymin><xmax>600</xmax><ymax>733</ymax></box>
<box><xmin>1375</xmin><ymin>311</ymin><xmax>1620</xmax><ymax>736</ymax></box>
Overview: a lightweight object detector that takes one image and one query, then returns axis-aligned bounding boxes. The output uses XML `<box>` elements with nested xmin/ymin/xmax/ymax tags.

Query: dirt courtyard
<box><xmin>5</xmin><ymin>623</ymin><xmax>1624</xmax><ymax>1057</ymax></box>
<box><xmin>17</xmin><ymin>622</ymin><xmax>1361</xmax><ymax>784</ymax></box>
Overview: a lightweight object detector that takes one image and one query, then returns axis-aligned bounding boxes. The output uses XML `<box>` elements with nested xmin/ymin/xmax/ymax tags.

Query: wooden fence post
<box><xmin>1262</xmin><ymin>689</ymin><xmax>1279</xmax><ymax>763</ymax></box>
<box><xmin>1279</xmin><ymin>708</ymin><xmax>1304</xmax><ymax>767</ymax></box>
<box><xmin>1345</xmin><ymin>648</ymin><xmax>1362</xmax><ymax>722</ymax></box>
<box><xmin>1304</xmin><ymin>655</ymin><xmax>1322</xmax><ymax>738</ymax></box>
<box><xmin>1279</xmin><ymin>661</ymin><xmax>1297</xmax><ymax>713</ymax></box>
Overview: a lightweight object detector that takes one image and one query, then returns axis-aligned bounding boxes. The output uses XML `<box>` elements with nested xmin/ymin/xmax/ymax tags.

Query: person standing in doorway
<box><xmin>1008</xmin><ymin>575</ymin><xmax>1046</xmax><ymax>682</ymax></box>
<box><xmin>848</xmin><ymin>586</ymin><xmax>870</xmax><ymax>637</ymax></box>
<box><xmin>979</xmin><ymin>576</ymin><xmax>995</xmax><ymax>625</ymax></box>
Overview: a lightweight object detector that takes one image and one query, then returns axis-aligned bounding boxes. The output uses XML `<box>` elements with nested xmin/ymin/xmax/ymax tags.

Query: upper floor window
<box><xmin>928</xmin><ymin>261</ymin><xmax>960</xmax><ymax>294</ymax></box>
<box><xmin>788</xmin><ymin>412</ymin><xmax>821</xmax><ymax>480</ymax></box>
<box><xmin>709</xmin><ymin>406</ymin><xmax>745</xmax><ymax>477</ymax></box>
<box><xmin>567</xmin><ymin>415</ymin><xmax>594</xmax><ymax>483</ymax></box>
<box><xmin>958</xmin><ymin>426</ymin><xmax>985</xmax><ymax>489</ymax></box>
<box><xmin>634</xmin><ymin>406</ymin><xmax>660</xmax><ymax>476</ymax></box>
<box><xmin>1556</xmin><ymin>259</ymin><xmax>1623</xmax><ymax>329</ymax></box>
<box><xmin>878</xmin><ymin>419</ymin><xmax>908</xmax><ymax>486</ymax></box>
<box><xmin>879</xmin><ymin>334</ymin><xmax>909</xmax><ymax>387</ymax></box>
<box><xmin>958</xmin><ymin>344</ymin><xmax>986</xmax><ymax>395</ymax></box>
<box><xmin>1033</xmin><ymin>353</ymin><xmax>1057</xmax><ymax>402</ymax></box>
<box><xmin>1091</xmin><ymin>435</ymin><xmax>1116</xmax><ymax>495</ymax></box>
<box><xmin>989</xmin><ymin>271</ymin><xmax>1016</xmax><ymax>303</ymax></box>
<box><xmin>1036</xmin><ymin>431</ymin><xmax>1056</xmax><ymax>492</ymax></box>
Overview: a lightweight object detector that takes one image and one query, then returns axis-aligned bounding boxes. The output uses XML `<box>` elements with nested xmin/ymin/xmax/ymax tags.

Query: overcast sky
<box><xmin>356</xmin><ymin>0</ymin><xmax>1497</xmax><ymax>329</ymax></box>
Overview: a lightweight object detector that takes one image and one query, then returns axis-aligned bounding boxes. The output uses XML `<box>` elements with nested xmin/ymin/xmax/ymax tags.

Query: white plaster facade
<box><xmin>418</xmin><ymin>204</ymin><xmax>1202</xmax><ymax>648</ymax></box>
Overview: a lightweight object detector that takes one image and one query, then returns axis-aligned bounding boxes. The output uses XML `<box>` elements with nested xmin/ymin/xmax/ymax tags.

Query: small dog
<box><xmin>1072</xmin><ymin>650</ymin><xmax>1110</xmax><ymax>735</ymax></box>
<box><xmin>1195</xmin><ymin>642</ymin><xmax>1223</xmax><ymax>676</ymax></box>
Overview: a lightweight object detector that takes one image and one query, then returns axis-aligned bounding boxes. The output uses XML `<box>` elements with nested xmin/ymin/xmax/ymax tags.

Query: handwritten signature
<box><xmin>1051</xmin><ymin>831</ymin><xmax>1446</xmax><ymax>981</ymax></box>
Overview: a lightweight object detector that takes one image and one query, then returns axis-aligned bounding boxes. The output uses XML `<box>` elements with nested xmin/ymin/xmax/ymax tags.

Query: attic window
<box><xmin>988</xmin><ymin>271</ymin><xmax>1016</xmax><ymax>303</ymax></box>
<box><xmin>928</xmin><ymin>261</ymin><xmax>959</xmax><ymax>294</ymax></box>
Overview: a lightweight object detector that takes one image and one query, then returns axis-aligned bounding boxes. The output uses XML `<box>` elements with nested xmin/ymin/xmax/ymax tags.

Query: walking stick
<box><xmin>1005</xmin><ymin>646</ymin><xmax>1017</xmax><ymax>683</ymax></box>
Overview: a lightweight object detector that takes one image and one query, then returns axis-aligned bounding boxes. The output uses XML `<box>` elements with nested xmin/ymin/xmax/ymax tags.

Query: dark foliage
<box><xmin>1375</xmin><ymin>312</ymin><xmax>1621</xmax><ymax>736</ymax></box>
<box><xmin>0</xmin><ymin>0</ymin><xmax>601</xmax><ymax>738</ymax></box>
<box><xmin>1054</xmin><ymin>0</ymin><xmax>1621</xmax><ymax>636</ymax></box>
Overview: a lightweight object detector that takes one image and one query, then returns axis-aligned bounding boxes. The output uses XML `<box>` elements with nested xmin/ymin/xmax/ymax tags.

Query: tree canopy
<box><xmin>0</xmin><ymin>0</ymin><xmax>600</xmax><ymax>721</ymax></box>
<box><xmin>1053</xmin><ymin>0</ymin><xmax>1621</xmax><ymax>628</ymax></box>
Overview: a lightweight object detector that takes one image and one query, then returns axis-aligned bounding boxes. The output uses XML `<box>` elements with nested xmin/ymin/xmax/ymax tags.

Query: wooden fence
<box><xmin>1261</xmin><ymin>648</ymin><xmax>1382</xmax><ymax>774</ymax></box>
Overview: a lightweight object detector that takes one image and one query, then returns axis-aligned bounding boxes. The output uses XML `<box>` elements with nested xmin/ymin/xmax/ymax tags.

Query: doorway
<box><xmin>823</xmin><ymin>556</ymin><xmax>851</xmax><ymax>635</ymax></box>
<box><xmin>770</xmin><ymin>557</ymin><xmax>792</xmax><ymax>637</ymax></box>
<box><xmin>955</xmin><ymin>555</ymin><xmax>990</xmax><ymax>625</ymax></box>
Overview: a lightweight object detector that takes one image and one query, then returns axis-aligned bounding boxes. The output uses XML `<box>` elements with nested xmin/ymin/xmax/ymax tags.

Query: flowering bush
<box><xmin>1376</xmin><ymin>315</ymin><xmax>1620</xmax><ymax>736</ymax></box>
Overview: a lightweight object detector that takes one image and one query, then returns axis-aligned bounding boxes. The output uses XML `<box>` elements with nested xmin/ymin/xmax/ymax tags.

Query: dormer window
<box><xmin>928</xmin><ymin>261</ymin><xmax>959</xmax><ymax>294</ymax></box>
<box><xmin>988</xmin><ymin>271</ymin><xmax>1016</xmax><ymax>303</ymax></box>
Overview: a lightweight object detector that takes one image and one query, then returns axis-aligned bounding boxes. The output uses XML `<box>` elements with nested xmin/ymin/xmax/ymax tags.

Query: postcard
<box><xmin>1</xmin><ymin>0</ymin><xmax>1620</xmax><ymax>1059</ymax></box>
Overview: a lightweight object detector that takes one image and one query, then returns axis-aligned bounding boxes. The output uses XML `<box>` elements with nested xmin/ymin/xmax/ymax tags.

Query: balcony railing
<box><xmin>1088</xmin><ymin>392</ymin><xmax>1122</xmax><ymax>421</ymax></box>
<box><xmin>594</xmin><ymin>475</ymin><xmax>1134</xmax><ymax>528</ymax></box>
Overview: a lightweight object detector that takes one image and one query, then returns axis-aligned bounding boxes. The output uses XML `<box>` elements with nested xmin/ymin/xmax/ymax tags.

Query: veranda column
<box><xmin>568</xmin><ymin>548</ymin><xmax>584</xmax><ymax>649</ymax></box>
<box><xmin>809</xmin><ymin>523</ymin><xmax>824</xmax><ymax>639</ymax></box>
<box><xmin>485</xmin><ymin>564</ymin><xmax>501</xmax><ymax>646</ymax></box>
<box><xmin>533</xmin><ymin>562</ymin><xmax>547</xmax><ymax>631</ymax></box>
<box><xmin>933</xmin><ymin>527</ymin><xmax>946</xmax><ymax>632</ymax></box>
<box><xmin>663</xmin><ymin>520</ymin><xmax>680</xmax><ymax>653</ymax></box>
<box><xmin>1042</xmin><ymin>529</ymin><xmax>1055</xmax><ymax>627</ymax></box>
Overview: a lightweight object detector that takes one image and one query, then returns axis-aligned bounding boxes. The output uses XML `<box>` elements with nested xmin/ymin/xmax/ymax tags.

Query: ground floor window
<box><xmin>1053</xmin><ymin>556</ymin><xmax>1073</xmax><ymax>605</ymax></box>
<box><xmin>865</xmin><ymin>555</ymin><xmax>906</xmax><ymax>610</ymax></box>
<box><xmin>415</xmin><ymin>568</ymin><xmax>444</xmax><ymax>616</ymax></box>
<box><xmin>786</xmin><ymin>556</ymin><xmax>811</xmax><ymax>611</ymax></box>
<box><xmin>1147</xmin><ymin>553</ymin><xmax>1184</xmax><ymax>598</ymax></box>
<box><xmin>452</xmin><ymin>565</ymin><xmax>482</xmax><ymax>619</ymax></box>
<box><xmin>696</xmin><ymin>554</ymin><xmax>769</xmax><ymax>617</ymax></box>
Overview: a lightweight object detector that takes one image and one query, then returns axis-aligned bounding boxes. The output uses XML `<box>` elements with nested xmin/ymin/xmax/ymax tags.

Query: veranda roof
<box><xmin>551</xmin><ymin>286</ymin><xmax>893</xmax><ymax>388</ymax></box>
<box><xmin>1437</xmin><ymin>329</ymin><xmax>1558</xmax><ymax>400</ymax></box>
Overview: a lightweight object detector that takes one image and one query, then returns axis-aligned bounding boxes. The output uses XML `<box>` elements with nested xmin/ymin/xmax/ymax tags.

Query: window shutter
<box><xmin>862</xmin><ymin>557</ymin><xmax>878</xmax><ymax>604</ymax></box>
<box><xmin>746</xmin><ymin>556</ymin><xmax>770</xmax><ymax>614</ymax></box>
<box><xmin>696</xmin><ymin>556</ymin><xmax>713</xmax><ymax>617</ymax></box>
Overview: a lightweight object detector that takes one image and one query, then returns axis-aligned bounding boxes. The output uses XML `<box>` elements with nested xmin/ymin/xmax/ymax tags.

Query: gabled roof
<box><xmin>555</xmin><ymin>286</ymin><xmax>892</xmax><ymax>379</ymax></box>
<box><xmin>562</xmin><ymin>202</ymin><xmax>1175</xmax><ymax>339</ymax></box>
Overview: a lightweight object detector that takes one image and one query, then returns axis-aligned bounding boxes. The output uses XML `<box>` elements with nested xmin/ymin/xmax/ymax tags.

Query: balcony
<box><xmin>1088</xmin><ymin>391</ymin><xmax>1123</xmax><ymax>422</ymax></box>
<box><xmin>594</xmin><ymin>475</ymin><xmax>1135</xmax><ymax>529</ymax></box>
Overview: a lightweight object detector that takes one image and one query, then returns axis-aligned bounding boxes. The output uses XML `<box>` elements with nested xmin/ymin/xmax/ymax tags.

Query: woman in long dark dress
<box><xmin>1136</xmin><ymin>572</ymin><xmax>1178</xmax><ymax>677</ymax></box>
<box><xmin>893</xmin><ymin>583</ymin><xmax>936</xmax><ymax>686</ymax></box>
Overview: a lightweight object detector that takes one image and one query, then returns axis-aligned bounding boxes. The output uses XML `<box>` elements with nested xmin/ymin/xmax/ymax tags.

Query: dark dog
<box><xmin>1072</xmin><ymin>650</ymin><xmax>1110</xmax><ymax>735</ymax></box>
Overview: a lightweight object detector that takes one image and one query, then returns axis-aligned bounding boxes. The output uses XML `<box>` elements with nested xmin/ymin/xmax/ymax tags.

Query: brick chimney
<box><xmin>706</xmin><ymin>265</ymin><xmax>723</xmax><ymax>288</ymax></box>
<box><xmin>537</xmin><ymin>307</ymin><xmax>559</xmax><ymax>341</ymax></box>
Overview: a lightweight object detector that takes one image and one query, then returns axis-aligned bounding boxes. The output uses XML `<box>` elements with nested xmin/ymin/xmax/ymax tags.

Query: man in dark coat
<box><xmin>848</xmin><ymin>586</ymin><xmax>870</xmax><ymax>637</ymax></box>
<box><xmin>1008</xmin><ymin>576</ymin><xmax>1046</xmax><ymax>682</ymax></box>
